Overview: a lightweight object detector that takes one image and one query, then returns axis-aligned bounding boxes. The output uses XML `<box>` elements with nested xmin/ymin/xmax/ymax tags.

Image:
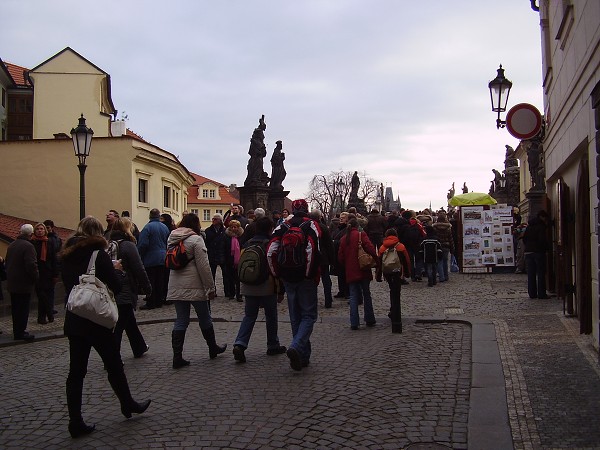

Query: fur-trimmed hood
<box><xmin>225</xmin><ymin>225</ymin><xmax>244</xmax><ymax>238</ymax></box>
<box><xmin>60</xmin><ymin>235</ymin><xmax>107</xmax><ymax>261</ymax></box>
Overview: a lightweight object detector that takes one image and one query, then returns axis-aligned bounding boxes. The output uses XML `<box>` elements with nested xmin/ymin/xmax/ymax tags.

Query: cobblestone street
<box><xmin>1</xmin><ymin>272</ymin><xmax>599</xmax><ymax>449</ymax></box>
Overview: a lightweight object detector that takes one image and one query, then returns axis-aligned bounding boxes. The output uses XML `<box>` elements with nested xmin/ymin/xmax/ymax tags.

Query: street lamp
<box><xmin>488</xmin><ymin>64</ymin><xmax>513</xmax><ymax>129</ymax></box>
<box><xmin>70</xmin><ymin>114</ymin><xmax>94</xmax><ymax>220</ymax></box>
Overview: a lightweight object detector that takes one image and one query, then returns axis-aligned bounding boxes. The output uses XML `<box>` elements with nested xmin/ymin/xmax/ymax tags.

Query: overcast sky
<box><xmin>3</xmin><ymin>0</ymin><xmax>543</xmax><ymax>212</ymax></box>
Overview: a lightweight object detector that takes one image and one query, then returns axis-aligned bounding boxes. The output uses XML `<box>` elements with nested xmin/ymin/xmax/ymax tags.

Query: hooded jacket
<box><xmin>432</xmin><ymin>221</ymin><xmax>455</xmax><ymax>253</ymax></box>
<box><xmin>376</xmin><ymin>235</ymin><xmax>412</xmax><ymax>280</ymax></box>
<box><xmin>166</xmin><ymin>227</ymin><xmax>215</xmax><ymax>301</ymax></box>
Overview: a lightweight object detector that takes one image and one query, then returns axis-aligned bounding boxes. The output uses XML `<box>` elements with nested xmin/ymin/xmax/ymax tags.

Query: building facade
<box><xmin>0</xmin><ymin>47</ymin><xmax>195</xmax><ymax>241</ymax></box>
<box><xmin>533</xmin><ymin>1</ymin><xmax>600</xmax><ymax>347</ymax></box>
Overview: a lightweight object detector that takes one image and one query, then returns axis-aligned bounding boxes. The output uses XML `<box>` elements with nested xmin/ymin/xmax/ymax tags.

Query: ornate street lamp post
<box><xmin>70</xmin><ymin>114</ymin><xmax>94</xmax><ymax>220</ymax></box>
<box><xmin>488</xmin><ymin>65</ymin><xmax>513</xmax><ymax>129</ymax></box>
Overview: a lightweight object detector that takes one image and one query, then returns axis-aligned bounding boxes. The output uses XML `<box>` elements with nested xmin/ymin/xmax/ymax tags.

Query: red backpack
<box><xmin>165</xmin><ymin>238</ymin><xmax>193</xmax><ymax>270</ymax></box>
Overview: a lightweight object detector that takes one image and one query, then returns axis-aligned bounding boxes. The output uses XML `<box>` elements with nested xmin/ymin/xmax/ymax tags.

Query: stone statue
<box><xmin>527</xmin><ymin>140</ymin><xmax>544</xmax><ymax>190</ymax></box>
<box><xmin>492</xmin><ymin>169</ymin><xmax>503</xmax><ymax>191</ymax></box>
<box><xmin>447</xmin><ymin>182</ymin><xmax>455</xmax><ymax>201</ymax></box>
<box><xmin>350</xmin><ymin>171</ymin><xmax>360</xmax><ymax>197</ymax></box>
<box><xmin>244</xmin><ymin>115</ymin><xmax>269</xmax><ymax>187</ymax></box>
<box><xmin>269</xmin><ymin>140</ymin><xmax>286</xmax><ymax>191</ymax></box>
<box><xmin>462</xmin><ymin>182</ymin><xmax>468</xmax><ymax>194</ymax></box>
<box><xmin>505</xmin><ymin>145</ymin><xmax>518</xmax><ymax>169</ymax></box>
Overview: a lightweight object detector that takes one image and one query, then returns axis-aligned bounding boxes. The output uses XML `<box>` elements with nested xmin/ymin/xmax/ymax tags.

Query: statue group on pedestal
<box><xmin>244</xmin><ymin>115</ymin><xmax>287</xmax><ymax>191</ymax></box>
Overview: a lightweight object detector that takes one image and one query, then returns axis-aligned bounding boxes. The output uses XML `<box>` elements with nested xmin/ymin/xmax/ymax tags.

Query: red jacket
<box><xmin>376</xmin><ymin>235</ymin><xmax>412</xmax><ymax>280</ymax></box>
<box><xmin>338</xmin><ymin>228</ymin><xmax>377</xmax><ymax>283</ymax></box>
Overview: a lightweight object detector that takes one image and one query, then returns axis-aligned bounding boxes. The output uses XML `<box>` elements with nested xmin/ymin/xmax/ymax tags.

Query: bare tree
<box><xmin>306</xmin><ymin>170</ymin><xmax>381</xmax><ymax>221</ymax></box>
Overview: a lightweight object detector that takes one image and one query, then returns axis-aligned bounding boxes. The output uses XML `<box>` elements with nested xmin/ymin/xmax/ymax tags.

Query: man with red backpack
<box><xmin>267</xmin><ymin>199</ymin><xmax>321</xmax><ymax>371</ymax></box>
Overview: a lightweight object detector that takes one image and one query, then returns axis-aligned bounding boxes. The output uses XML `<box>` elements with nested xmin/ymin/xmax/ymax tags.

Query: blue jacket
<box><xmin>137</xmin><ymin>218</ymin><xmax>170</xmax><ymax>267</ymax></box>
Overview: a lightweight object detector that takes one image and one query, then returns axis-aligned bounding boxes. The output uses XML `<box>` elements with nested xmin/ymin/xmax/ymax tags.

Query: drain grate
<box><xmin>444</xmin><ymin>307</ymin><xmax>464</xmax><ymax>315</ymax></box>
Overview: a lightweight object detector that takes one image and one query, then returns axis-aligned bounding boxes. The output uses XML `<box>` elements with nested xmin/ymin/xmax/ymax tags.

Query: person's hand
<box><xmin>112</xmin><ymin>259</ymin><xmax>123</xmax><ymax>271</ymax></box>
<box><xmin>208</xmin><ymin>291</ymin><xmax>216</xmax><ymax>300</ymax></box>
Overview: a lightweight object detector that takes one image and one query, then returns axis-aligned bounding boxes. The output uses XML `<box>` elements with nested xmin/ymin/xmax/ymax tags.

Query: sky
<box><xmin>3</xmin><ymin>0</ymin><xmax>544</xmax><ymax>212</ymax></box>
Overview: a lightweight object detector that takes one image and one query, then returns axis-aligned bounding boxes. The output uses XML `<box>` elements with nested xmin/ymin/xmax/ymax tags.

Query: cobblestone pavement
<box><xmin>1</xmin><ymin>272</ymin><xmax>599</xmax><ymax>449</ymax></box>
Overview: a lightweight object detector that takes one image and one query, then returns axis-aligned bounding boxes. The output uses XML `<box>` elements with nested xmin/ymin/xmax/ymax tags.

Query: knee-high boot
<box><xmin>172</xmin><ymin>330</ymin><xmax>190</xmax><ymax>369</ymax></box>
<box><xmin>200</xmin><ymin>325</ymin><xmax>227</xmax><ymax>359</ymax></box>
<box><xmin>66</xmin><ymin>375</ymin><xmax>96</xmax><ymax>437</ymax></box>
<box><xmin>107</xmin><ymin>367</ymin><xmax>151</xmax><ymax>418</ymax></box>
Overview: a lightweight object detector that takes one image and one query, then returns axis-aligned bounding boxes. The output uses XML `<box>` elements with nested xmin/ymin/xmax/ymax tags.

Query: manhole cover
<box><xmin>444</xmin><ymin>307</ymin><xmax>464</xmax><ymax>314</ymax></box>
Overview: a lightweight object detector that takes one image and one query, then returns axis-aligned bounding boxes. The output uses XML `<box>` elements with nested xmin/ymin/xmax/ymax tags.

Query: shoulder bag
<box><xmin>66</xmin><ymin>250</ymin><xmax>119</xmax><ymax>329</ymax></box>
<box><xmin>357</xmin><ymin>231</ymin><xmax>376</xmax><ymax>270</ymax></box>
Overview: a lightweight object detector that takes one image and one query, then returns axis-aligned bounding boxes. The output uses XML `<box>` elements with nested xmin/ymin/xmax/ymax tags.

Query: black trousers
<box><xmin>145</xmin><ymin>266</ymin><xmax>165</xmax><ymax>307</ymax></box>
<box><xmin>10</xmin><ymin>292</ymin><xmax>31</xmax><ymax>338</ymax></box>
<box><xmin>66</xmin><ymin>333</ymin><xmax>134</xmax><ymax>422</ymax></box>
<box><xmin>114</xmin><ymin>304</ymin><xmax>147</xmax><ymax>357</ymax></box>
<box><xmin>384</xmin><ymin>272</ymin><xmax>403</xmax><ymax>333</ymax></box>
<box><xmin>210</xmin><ymin>261</ymin><xmax>234</xmax><ymax>297</ymax></box>
<box><xmin>36</xmin><ymin>285</ymin><xmax>54</xmax><ymax>321</ymax></box>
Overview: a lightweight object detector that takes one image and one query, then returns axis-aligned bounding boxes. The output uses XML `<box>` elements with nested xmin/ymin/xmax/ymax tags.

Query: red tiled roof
<box><xmin>0</xmin><ymin>213</ymin><xmax>74</xmax><ymax>244</ymax></box>
<box><xmin>187</xmin><ymin>173</ymin><xmax>238</xmax><ymax>206</ymax></box>
<box><xmin>126</xmin><ymin>128</ymin><xmax>147</xmax><ymax>142</ymax></box>
<box><xmin>4</xmin><ymin>61</ymin><xmax>31</xmax><ymax>87</ymax></box>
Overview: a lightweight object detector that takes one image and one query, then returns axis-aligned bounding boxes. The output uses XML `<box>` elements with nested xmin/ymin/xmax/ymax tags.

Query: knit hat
<box><xmin>292</xmin><ymin>199</ymin><xmax>309</xmax><ymax>213</ymax></box>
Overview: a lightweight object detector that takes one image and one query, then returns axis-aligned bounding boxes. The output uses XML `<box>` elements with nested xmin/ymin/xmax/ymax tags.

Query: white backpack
<box><xmin>381</xmin><ymin>246</ymin><xmax>402</xmax><ymax>274</ymax></box>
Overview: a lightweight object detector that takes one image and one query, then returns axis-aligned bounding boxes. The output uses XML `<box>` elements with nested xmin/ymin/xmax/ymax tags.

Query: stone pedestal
<box><xmin>238</xmin><ymin>186</ymin><xmax>271</xmax><ymax>214</ymax></box>
<box><xmin>525</xmin><ymin>190</ymin><xmax>548</xmax><ymax>218</ymax></box>
<box><xmin>268</xmin><ymin>189</ymin><xmax>290</xmax><ymax>214</ymax></box>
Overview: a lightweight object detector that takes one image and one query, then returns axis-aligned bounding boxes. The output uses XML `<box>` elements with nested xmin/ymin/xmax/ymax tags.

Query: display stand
<box><xmin>458</xmin><ymin>204</ymin><xmax>515</xmax><ymax>273</ymax></box>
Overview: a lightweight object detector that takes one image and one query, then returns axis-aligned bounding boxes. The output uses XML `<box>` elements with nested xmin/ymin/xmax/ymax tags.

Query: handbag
<box><xmin>66</xmin><ymin>250</ymin><xmax>119</xmax><ymax>329</ymax></box>
<box><xmin>450</xmin><ymin>254</ymin><xmax>459</xmax><ymax>273</ymax></box>
<box><xmin>357</xmin><ymin>231</ymin><xmax>376</xmax><ymax>270</ymax></box>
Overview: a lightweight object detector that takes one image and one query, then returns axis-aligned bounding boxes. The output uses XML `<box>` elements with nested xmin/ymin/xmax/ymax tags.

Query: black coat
<box><xmin>205</xmin><ymin>224</ymin><xmax>227</xmax><ymax>264</ymax></box>
<box><xmin>109</xmin><ymin>231</ymin><xmax>152</xmax><ymax>306</ymax></box>
<box><xmin>61</xmin><ymin>235</ymin><xmax>122</xmax><ymax>337</ymax></box>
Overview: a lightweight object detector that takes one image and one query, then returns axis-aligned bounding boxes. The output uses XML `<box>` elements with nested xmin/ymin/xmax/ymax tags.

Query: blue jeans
<box><xmin>348</xmin><ymin>279</ymin><xmax>375</xmax><ymax>328</ymax></box>
<box><xmin>173</xmin><ymin>300</ymin><xmax>213</xmax><ymax>331</ymax></box>
<box><xmin>284</xmin><ymin>278</ymin><xmax>318</xmax><ymax>363</ymax></box>
<box><xmin>437</xmin><ymin>248</ymin><xmax>450</xmax><ymax>282</ymax></box>
<box><xmin>234</xmin><ymin>295</ymin><xmax>281</xmax><ymax>350</ymax></box>
<box><xmin>525</xmin><ymin>252</ymin><xmax>546</xmax><ymax>298</ymax></box>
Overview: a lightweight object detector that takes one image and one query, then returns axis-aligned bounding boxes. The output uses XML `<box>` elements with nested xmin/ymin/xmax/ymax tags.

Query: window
<box><xmin>163</xmin><ymin>186</ymin><xmax>171</xmax><ymax>208</ymax></box>
<box><xmin>203</xmin><ymin>210</ymin><xmax>211</xmax><ymax>221</ymax></box>
<box><xmin>138</xmin><ymin>179</ymin><xmax>148</xmax><ymax>203</ymax></box>
<box><xmin>201</xmin><ymin>188</ymin><xmax>216</xmax><ymax>199</ymax></box>
<box><xmin>1</xmin><ymin>87</ymin><xmax>5</xmax><ymax>107</ymax></box>
<box><xmin>215</xmin><ymin>209</ymin><xmax>223</xmax><ymax>216</ymax></box>
<box><xmin>190</xmin><ymin>208</ymin><xmax>199</xmax><ymax>215</ymax></box>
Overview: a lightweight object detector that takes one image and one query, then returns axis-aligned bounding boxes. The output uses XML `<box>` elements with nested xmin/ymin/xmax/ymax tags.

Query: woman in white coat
<box><xmin>167</xmin><ymin>213</ymin><xmax>227</xmax><ymax>368</ymax></box>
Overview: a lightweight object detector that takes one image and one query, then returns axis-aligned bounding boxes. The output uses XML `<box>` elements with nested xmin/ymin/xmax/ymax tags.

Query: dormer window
<box><xmin>202</xmin><ymin>188</ymin><xmax>216</xmax><ymax>199</ymax></box>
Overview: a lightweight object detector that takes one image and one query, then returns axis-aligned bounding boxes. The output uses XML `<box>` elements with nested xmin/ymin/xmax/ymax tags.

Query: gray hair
<box><xmin>20</xmin><ymin>224</ymin><xmax>34</xmax><ymax>236</ymax></box>
<box><xmin>254</xmin><ymin>208</ymin><xmax>266</xmax><ymax>219</ymax></box>
<box><xmin>309</xmin><ymin>209</ymin><xmax>323</xmax><ymax>220</ymax></box>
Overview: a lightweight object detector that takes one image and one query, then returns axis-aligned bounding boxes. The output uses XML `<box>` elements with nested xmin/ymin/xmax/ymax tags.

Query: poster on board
<box><xmin>460</xmin><ymin>204</ymin><xmax>514</xmax><ymax>272</ymax></box>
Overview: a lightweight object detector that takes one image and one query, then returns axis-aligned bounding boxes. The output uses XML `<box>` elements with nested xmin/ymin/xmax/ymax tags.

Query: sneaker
<box><xmin>233</xmin><ymin>345</ymin><xmax>246</xmax><ymax>363</ymax></box>
<box><xmin>266</xmin><ymin>345</ymin><xmax>287</xmax><ymax>356</ymax></box>
<box><xmin>286</xmin><ymin>347</ymin><xmax>302</xmax><ymax>371</ymax></box>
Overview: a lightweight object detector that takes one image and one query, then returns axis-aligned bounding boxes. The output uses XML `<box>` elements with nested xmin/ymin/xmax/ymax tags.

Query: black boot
<box><xmin>201</xmin><ymin>326</ymin><xmax>227</xmax><ymax>359</ymax></box>
<box><xmin>66</xmin><ymin>376</ymin><xmax>95</xmax><ymax>438</ymax></box>
<box><xmin>107</xmin><ymin>367</ymin><xmax>151</xmax><ymax>418</ymax></box>
<box><xmin>172</xmin><ymin>330</ymin><xmax>190</xmax><ymax>369</ymax></box>
<box><xmin>68</xmin><ymin>421</ymin><xmax>95</xmax><ymax>438</ymax></box>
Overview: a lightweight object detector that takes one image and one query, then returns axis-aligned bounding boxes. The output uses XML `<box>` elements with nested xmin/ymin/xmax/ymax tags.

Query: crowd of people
<box><xmin>1</xmin><ymin>201</ymin><xmax>464</xmax><ymax>438</ymax></box>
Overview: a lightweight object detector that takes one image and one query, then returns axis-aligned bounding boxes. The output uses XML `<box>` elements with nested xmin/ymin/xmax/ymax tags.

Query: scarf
<box><xmin>231</xmin><ymin>236</ymin><xmax>241</xmax><ymax>267</ymax></box>
<box><xmin>32</xmin><ymin>235</ymin><xmax>48</xmax><ymax>261</ymax></box>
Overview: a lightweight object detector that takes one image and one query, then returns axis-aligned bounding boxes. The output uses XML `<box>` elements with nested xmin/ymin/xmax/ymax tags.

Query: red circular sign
<box><xmin>506</xmin><ymin>103</ymin><xmax>542</xmax><ymax>139</ymax></box>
